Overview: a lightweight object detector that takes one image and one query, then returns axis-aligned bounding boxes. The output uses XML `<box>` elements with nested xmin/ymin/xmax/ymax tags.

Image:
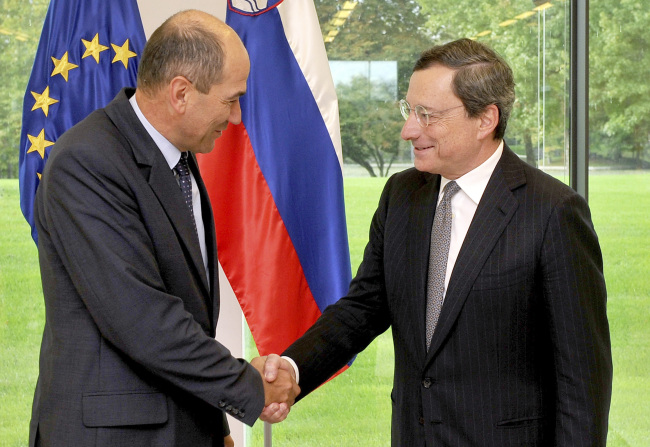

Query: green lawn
<box><xmin>0</xmin><ymin>180</ymin><xmax>43</xmax><ymax>447</ymax></box>
<box><xmin>1</xmin><ymin>174</ymin><xmax>649</xmax><ymax>446</ymax></box>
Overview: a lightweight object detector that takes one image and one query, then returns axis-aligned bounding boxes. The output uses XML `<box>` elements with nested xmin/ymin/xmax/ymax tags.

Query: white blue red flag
<box><xmin>19</xmin><ymin>0</ymin><xmax>145</xmax><ymax>243</ymax></box>
<box><xmin>197</xmin><ymin>0</ymin><xmax>352</xmax><ymax>358</ymax></box>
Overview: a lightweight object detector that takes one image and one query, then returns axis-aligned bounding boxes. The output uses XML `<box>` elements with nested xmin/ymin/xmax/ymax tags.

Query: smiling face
<box><xmin>401</xmin><ymin>64</ymin><xmax>496</xmax><ymax>179</ymax></box>
<box><xmin>179</xmin><ymin>39</ymin><xmax>250</xmax><ymax>154</ymax></box>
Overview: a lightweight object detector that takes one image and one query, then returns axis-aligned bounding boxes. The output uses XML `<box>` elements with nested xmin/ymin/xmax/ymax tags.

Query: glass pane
<box><xmin>589</xmin><ymin>3</ymin><xmax>650</xmax><ymax>446</ymax></box>
<box><xmin>318</xmin><ymin>0</ymin><xmax>570</xmax><ymax>181</ymax></box>
<box><xmin>247</xmin><ymin>177</ymin><xmax>392</xmax><ymax>445</ymax></box>
<box><xmin>421</xmin><ymin>0</ymin><xmax>569</xmax><ymax>182</ymax></box>
<box><xmin>0</xmin><ymin>1</ymin><xmax>49</xmax><ymax>178</ymax></box>
<box><xmin>0</xmin><ymin>2</ymin><xmax>48</xmax><ymax>445</ymax></box>
<box><xmin>249</xmin><ymin>0</ymin><xmax>570</xmax><ymax>445</ymax></box>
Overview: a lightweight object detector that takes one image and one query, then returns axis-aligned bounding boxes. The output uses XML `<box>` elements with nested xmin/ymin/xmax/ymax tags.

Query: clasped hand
<box><xmin>251</xmin><ymin>354</ymin><xmax>300</xmax><ymax>423</ymax></box>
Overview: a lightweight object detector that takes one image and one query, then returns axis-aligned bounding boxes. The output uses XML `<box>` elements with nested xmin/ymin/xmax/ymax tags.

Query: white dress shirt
<box><xmin>129</xmin><ymin>95</ymin><xmax>209</xmax><ymax>280</ymax></box>
<box><xmin>438</xmin><ymin>140</ymin><xmax>504</xmax><ymax>302</ymax></box>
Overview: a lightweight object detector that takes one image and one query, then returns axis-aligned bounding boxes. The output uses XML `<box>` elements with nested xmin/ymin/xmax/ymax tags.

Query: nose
<box><xmin>229</xmin><ymin>99</ymin><xmax>242</xmax><ymax>125</ymax></box>
<box><xmin>400</xmin><ymin>113</ymin><xmax>420</xmax><ymax>141</ymax></box>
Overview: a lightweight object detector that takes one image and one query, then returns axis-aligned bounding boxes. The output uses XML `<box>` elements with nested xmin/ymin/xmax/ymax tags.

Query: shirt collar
<box><xmin>439</xmin><ymin>140</ymin><xmax>504</xmax><ymax>205</ymax></box>
<box><xmin>129</xmin><ymin>94</ymin><xmax>182</xmax><ymax>170</ymax></box>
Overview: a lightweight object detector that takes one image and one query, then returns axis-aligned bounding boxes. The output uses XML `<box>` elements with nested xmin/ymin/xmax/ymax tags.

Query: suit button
<box><xmin>232</xmin><ymin>408</ymin><xmax>239</xmax><ymax>415</ymax></box>
<box><xmin>218</xmin><ymin>401</ymin><xmax>227</xmax><ymax>408</ymax></box>
<box><xmin>422</xmin><ymin>378</ymin><xmax>432</xmax><ymax>388</ymax></box>
<box><xmin>239</xmin><ymin>410</ymin><xmax>246</xmax><ymax>418</ymax></box>
<box><xmin>226</xmin><ymin>405</ymin><xmax>233</xmax><ymax>412</ymax></box>
<box><xmin>419</xmin><ymin>417</ymin><xmax>425</xmax><ymax>425</ymax></box>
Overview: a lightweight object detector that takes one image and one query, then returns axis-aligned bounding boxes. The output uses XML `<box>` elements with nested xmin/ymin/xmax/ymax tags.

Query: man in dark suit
<box><xmin>30</xmin><ymin>10</ymin><xmax>298</xmax><ymax>447</ymax></box>
<box><xmin>264</xmin><ymin>38</ymin><xmax>612</xmax><ymax>446</ymax></box>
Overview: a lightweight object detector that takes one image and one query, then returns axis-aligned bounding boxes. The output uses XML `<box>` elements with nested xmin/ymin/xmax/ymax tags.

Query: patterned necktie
<box><xmin>174</xmin><ymin>152</ymin><xmax>197</xmax><ymax>235</ymax></box>
<box><xmin>426</xmin><ymin>180</ymin><xmax>461</xmax><ymax>350</ymax></box>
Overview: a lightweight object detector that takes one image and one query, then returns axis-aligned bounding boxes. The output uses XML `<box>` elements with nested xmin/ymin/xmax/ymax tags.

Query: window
<box><xmin>250</xmin><ymin>1</ymin><xmax>579</xmax><ymax>445</ymax></box>
<box><xmin>589</xmin><ymin>2</ymin><xmax>650</xmax><ymax>447</ymax></box>
<box><xmin>250</xmin><ymin>1</ymin><xmax>649</xmax><ymax>445</ymax></box>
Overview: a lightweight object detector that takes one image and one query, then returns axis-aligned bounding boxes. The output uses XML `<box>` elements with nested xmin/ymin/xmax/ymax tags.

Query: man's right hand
<box><xmin>250</xmin><ymin>354</ymin><xmax>300</xmax><ymax>423</ymax></box>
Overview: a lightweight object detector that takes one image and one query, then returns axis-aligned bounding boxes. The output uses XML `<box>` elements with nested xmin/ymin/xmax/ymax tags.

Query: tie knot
<box><xmin>442</xmin><ymin>180</ymin><xmax>460</xmax><ymax>202</ymax></box>
<box><xmin>175</xmin><ymin>152</ymin><xmax>190</xmax><ymax>176</ymax></box>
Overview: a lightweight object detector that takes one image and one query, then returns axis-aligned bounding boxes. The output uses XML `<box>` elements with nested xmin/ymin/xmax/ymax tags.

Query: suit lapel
<box><xmin>425</xmin><ymin>145</ymin><xmax>525</xmax><ymax>362</ymax></box>
<box><xmin>104</xmin><ymin>89</ymin><xmax>210</xmax><ymax>297</ymax></box>
<box><xmin>407</xmin><ymin>173</ymin><xmax>440</xmax><ymax>362</ymax></box>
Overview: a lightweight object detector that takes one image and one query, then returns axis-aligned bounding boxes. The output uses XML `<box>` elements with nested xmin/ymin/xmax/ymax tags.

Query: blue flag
<box><xmin>19</xmin><ymin>0</ymin><xmax>146</xmax><ymax>243</ymax></box>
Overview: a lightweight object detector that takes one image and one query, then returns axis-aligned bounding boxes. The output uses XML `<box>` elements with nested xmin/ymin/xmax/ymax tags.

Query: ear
<box><xmin>477</xmin><ymin>104</ymin><xmax>499</xmax><ymax>140</ymax></box>
<box><xmin>168</xmin><ymin>76</ymin><xmax>192</xmax><ymax>114</ymax></box>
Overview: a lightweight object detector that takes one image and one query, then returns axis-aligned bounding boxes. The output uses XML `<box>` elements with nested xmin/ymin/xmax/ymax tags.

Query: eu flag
<box><xmin>19</xmin><ymin>0</ymin><xmax>146</xmax><ymax>243</ymax></box>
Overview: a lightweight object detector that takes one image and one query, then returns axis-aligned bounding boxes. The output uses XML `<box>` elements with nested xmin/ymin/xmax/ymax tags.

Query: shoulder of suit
<box><xmin>376</xmin><ymin>167</ymin><xmax>437</xmax><ymax>208</ymax></box>
<box><xmin>389</xmin><ymin>166</ymin><xmax>435</xmax><ymax>187</ymax></box>
<box><xmin>45</xmin><ymin>100</ymin><xmax>137</xmax><ymax>181</ymax></box>
<box><xmin>52</xmin><ymin>110</ymin><xmax>127</xmax><ymax>162</ymax></box>
<box><xmin>511</xmin><ymin>155</ymin><xmax>583</xmax><ymax>206</ymax></box>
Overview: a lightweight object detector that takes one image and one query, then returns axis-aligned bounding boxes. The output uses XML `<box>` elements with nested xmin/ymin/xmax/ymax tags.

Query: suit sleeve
<box><xmin>540</xmin><ymin>192</ymin><xmax>612</xmax><ymax>445</ymax></box>
<box><xmin>37</xmin><ymin>142</ymin><xmax>265</xmax><ymax>425</ymax></box>
<box><xmin>283</xmin><ymin>175</ymin><xmax>394</xmax><ymax>398</ymax></box>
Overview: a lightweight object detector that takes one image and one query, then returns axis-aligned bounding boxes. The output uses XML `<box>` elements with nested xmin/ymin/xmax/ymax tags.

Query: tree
<box><xmin>416</xmin><ymin>0</ymin><xmax>569</xmax><ymax>168</ymax></box>
<box><xmin>590</xmin><ymin>0</ymin><xmax>650</xmax><ymax>167</ymax></box>
<box><xmin>0</xmin><ymin>0</ymin><xmax>49</xmax><ymax>178</ymax></box>
<box><xmin>316</xmin><ymin>0</ymin><xmax>431</xmax><ymax>175</ymax></box>
<box><xmin>337</xmin><ymin>76</ymin><xmax>404</xmax><ymax>177</ymax></box>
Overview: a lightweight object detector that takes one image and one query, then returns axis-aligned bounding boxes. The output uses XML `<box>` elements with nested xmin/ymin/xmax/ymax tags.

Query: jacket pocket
<box><xmin>82</xmin><ymin>390</ymin><xmax>168</xmax><ymax>427</ymax></box>
<box><xmin>496</xmin><ymin>415</ymin><xmax>544</xmax><ymax>429</ymax></box>
<box><xmin>471</xmin><ymin>263</ymin><xmax>530</xmax><ymax>291</ymax></box>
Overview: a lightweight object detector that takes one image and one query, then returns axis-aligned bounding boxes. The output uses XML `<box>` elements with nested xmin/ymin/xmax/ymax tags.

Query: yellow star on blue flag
<box><xmin>31</xmin><ymin>86</ymin><xmax>59</xmax><ymax>117</ymax></box>
<box><xmin>112</xmin><ymin>39</ymin><xmax>138</xmax><ymax>68</ymax></box>
<box><xmin>82</xmin><ymin>33</ymin><xmax>109</xmax><ymax>63</ymax></box>
<box><xmin>19</xmin><ymin>0</ymin><xmax>146</xmax><ymax>244</ymax></box>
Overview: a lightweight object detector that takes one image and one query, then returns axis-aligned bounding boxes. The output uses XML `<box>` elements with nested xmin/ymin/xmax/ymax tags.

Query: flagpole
<box><xmin>264</xmin><ymin>422</ymin><xmax>272</xmax><ymax>447</ymax></box>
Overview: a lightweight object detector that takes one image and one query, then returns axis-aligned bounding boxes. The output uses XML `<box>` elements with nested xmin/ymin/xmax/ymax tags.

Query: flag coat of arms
<box><xmin>198</xmin><ymin>0</ymin><xmax>353</xmax><ymax>359</ymax></box>
<box><xmin>19</xmin><ymin>0</ymin><xmax>146</xmax><ymax>243</ymax></box>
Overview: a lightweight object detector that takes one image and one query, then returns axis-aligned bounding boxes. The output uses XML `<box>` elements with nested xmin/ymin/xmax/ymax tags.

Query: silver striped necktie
<box><xmin>426</xmin><ymin>180</ymin><xmax>461</xmax><ymax>350</ymax></box>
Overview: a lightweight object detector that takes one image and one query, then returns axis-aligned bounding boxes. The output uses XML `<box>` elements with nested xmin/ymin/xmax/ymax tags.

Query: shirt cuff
<box><xmin>281</xmin><ymin>356</ymin><xmax>299</xmax><ymax>385</ymax></box>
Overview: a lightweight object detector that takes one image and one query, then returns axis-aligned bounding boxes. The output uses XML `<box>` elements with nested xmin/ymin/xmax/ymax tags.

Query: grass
<box><xmin>1</xmin><ymin>173</ymin><xmax>649</xmax><ymax>446</ymax></box>
<box><xmin>589</xmin><ymin>173</ymin><xmax>650</xmax><ymax>446</ymax></box>
<box><xmin>0</xmin><ymin>180</ymin><xmax>43</xmax><ymax>447</ymax></box>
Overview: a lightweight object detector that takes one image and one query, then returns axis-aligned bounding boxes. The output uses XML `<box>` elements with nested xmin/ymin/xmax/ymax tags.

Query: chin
<box><xmin>413</xmin><ymin>157</ymin><xmax>437</xmax><ymax>174</ymax></box>
<box><xmin>197</xmin><ymin>146</ymin><xmax>215</xmax><ymax>155</ymax></box>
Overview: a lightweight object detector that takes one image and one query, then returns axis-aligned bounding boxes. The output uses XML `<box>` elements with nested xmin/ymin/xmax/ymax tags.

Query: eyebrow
<box><xmin>232</xmin><ymin>89</ymin><xmax>247</xmax><ymax>99</ymax></box>
<box><xmin>417</xmin><ymin>104</ymin><xmax>439</xmax><ymax>113</ymax></box>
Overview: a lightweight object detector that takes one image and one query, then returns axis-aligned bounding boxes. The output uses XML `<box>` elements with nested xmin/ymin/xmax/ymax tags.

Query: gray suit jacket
<box><xmin>284</xmin><ymin>144</ymin><xmax>612</xmax><ymax>446</ymax></box>
<box><xmin>31</xmin><ymin>88</ymin><xmax>264</xmax><ymax>447</ymax></box>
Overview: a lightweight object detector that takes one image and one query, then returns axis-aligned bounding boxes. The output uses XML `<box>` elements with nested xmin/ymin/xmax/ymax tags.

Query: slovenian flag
<box><xmin>197</xmin><ymin>0</ymin><xmax>352</xmax><ymax>358</ymax></box>
<box><xmin>19</xmin><ymin>0</ymin><xmax>145</xmax><ymax>244</ymax></box>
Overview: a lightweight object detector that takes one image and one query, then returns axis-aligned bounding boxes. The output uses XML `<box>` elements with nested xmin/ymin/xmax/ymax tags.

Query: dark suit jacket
<box><xmin>30</xmin><ymin>89</ymin><xmax>264</xmax><ymax>447</ymax></box>
<box><xmin>284</xmin><ymin>144</ymin><xmax>612</xmax><ymax>446</ymax></box>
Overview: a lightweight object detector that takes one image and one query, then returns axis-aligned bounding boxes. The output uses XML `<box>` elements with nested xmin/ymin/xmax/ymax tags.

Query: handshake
<box><xmin>251</xmin><ymin>354</ymin><xmax>300</xmax><ymax>423</ymax></box>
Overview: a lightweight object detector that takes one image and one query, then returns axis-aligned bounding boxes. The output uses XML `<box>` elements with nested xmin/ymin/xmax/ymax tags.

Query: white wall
<box><xmin>137</xmin><ymin>0</ymin><xmax>226</xmax><ymax>37</ymax></box>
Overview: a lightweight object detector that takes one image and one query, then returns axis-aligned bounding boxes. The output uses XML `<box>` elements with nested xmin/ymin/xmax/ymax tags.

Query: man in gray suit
<box><xmin>264</xmin><ymin>38</ymin><xmax>612</xmax><ymax>446</ymax></box>
<box><xmin>30</xmin><ymin>10</ymin><xmax>297</xmax><ymax>447</ymax></box>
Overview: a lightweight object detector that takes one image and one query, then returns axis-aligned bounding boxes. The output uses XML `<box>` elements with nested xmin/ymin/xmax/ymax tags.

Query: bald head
<box><xmin>137</xmin><ymin>9</ymin><xmax>247</xmax><ymax>96</ymax></box>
